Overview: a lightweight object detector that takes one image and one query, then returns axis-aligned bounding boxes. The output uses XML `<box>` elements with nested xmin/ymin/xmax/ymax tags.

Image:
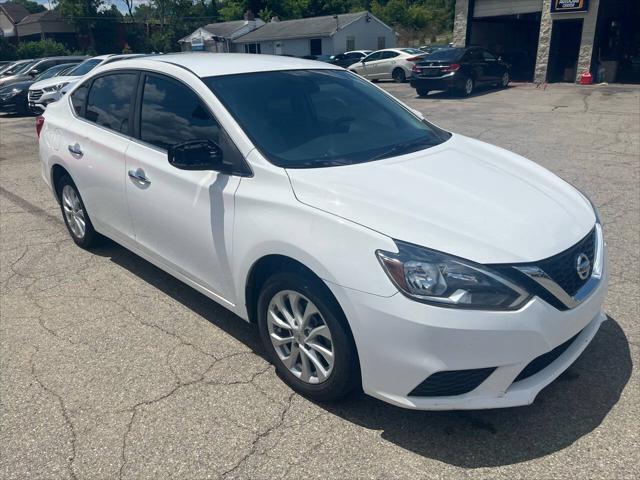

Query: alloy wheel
<box><xmin>465</xmin><ymin>78</ymin><xmax>474</xmax><ymax>95</ymax></box>
<box><xmin>502</xmin><ymin>72</ymin><xmax>510</xmax><ymax>87</ymax></box>
<box><xmin>61</xmin><ymin>185</ymin><xmax>86</xmax><ymax>239</ymax></box>
<box><xmin>267</xmin><ymin>290</ymin><xmax>335</xmax><ymax>384</ymax></box>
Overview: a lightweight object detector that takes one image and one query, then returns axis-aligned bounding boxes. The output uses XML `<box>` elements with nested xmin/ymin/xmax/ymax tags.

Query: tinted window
<box><xmin>69</xmin><ymin>59</ymin><xmax>101</xmax><ymax>76</ymax></box>
<box><xmin>34</xmin><ymin>63</ymin><xmax>74</xmax><ymax>81</ymax></box>
<box><xmin>139</xmin><ymin>74</ymin><xmax>220</xmax><ymax>150</ymax></box>
<box><xmin>205</xmin><ymin>70</ymin><xmax>450</xmax><ymax>168</ymax></box>
<box><xmin>401</xmin><ymin>48</ymin><xmax>424</xmax><ymax>55</ymax></box>
<box><xmin>363</xmin><ymin>52</ymin><xmax>383</xmax><ymax>62</ymax></box>
<box><xmin>71</xmin><ymin>82</ymin><xmax>89</xmax><ymax>116</ymax></box>
<box><xmin>425</xmin><ymin>48</ymin><xmax>464</xmax><ymax>62</ymax></box>
<box><xmin>482</xmin><ymin>50</ymin><xmax>497</xmax><ymax>61</ymax></box>
<box><xmin>85</xmin><ymin>73</ymin><xmax>137</xmax><ymax>134</ymax></box>
<box><xmin>381</xmin><ymin>51</ymin><xmax>400</xmax><ymax>59</ymax></box>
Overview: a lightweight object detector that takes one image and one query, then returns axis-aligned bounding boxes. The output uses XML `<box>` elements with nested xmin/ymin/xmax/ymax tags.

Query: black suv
<box><xmin>410</xmin><ymin>47</ymin><xmax>510</xmax><ymax>97</ymax></box>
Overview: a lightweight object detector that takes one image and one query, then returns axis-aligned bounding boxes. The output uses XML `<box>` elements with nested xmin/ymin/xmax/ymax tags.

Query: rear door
<box><xmin>61</xmin><ymin>72</ymin><xmax>137</xmax><ymax>240</ymax></box>
<box><xmin>378</xmin><ymin>51</ymin><xmax>401</xmax><ymax>79</ymax></box>
<box><xmin>124</xmin><ymin>72</ymin><xmax>241</xmax><ymax>302</ymax></box>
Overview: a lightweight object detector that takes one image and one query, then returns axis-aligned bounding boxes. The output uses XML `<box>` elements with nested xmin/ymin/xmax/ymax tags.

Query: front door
<box><xmin>125</xmin><ymin>73</ymin><xmax>241</xmax><ymax>303</ymax></box>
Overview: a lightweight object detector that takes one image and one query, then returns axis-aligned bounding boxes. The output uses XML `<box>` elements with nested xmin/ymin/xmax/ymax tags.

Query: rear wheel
<box><xmin>392</xmin><ymin>68</ymin><xmax>406</xmax><ymax>83</ymax></box>
<box><xmin>257</xmin><ymin>271</ymin><xmax>358</xmax><ymax>402</ymax></box>
<box><xmin>416</xmin><ymin>87</ymin><xmax>430</xmax><ymax>97</ymax></box>
<box><xmin>458</xmin><ymin>77</ymin><xmax>474</xmax><ymax>96</ymax></box>
<box><xmin>56</xmin><ymin>174</ymin><xmax>99</xmax><ymax>249</ymax></box>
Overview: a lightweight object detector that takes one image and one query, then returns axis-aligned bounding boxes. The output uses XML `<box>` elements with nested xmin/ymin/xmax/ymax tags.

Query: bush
<box><xmin>0</xmin><ymin>38</ymin><xmax>18</xmax><ymax>60</ymax></box>
<box><xmin>16</xmin><ymin>39</ymin><xmax>70</xmax><ymax>59</ymax></box>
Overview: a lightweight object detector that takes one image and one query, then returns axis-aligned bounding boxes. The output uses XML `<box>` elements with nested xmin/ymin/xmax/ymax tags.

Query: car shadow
<box><xmin>417</xmin><ymin>84</ymin><xmax>514</xmax><ymax>100</ymax></box>
<box><xmin>93</xmin><ymin>240</ymin><xmax>632</xmax><ymax>468</ymax></box>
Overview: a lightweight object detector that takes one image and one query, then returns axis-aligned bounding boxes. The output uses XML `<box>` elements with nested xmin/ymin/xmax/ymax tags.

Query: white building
<box><xmin>178</xmin><ymin>12</ymin><xmax>264</xmax><ymax>53</ymax></box>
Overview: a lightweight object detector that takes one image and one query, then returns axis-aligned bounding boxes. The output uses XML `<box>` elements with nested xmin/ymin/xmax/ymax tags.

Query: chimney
<box><xmin>270</xmin><ymin>16</ymin><xmax>280</xmax><ymax>22</ymax></box>
<box><xmin>244</xmin><ymin>10</ymin><xmax>255</xmax><ymax>21</ymax></box>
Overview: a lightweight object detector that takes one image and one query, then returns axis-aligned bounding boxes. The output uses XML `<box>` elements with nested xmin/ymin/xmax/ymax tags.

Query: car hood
<box><xmin>286</xmin><ymin>134</ymin><xmax>595</xmax><ymax>264</ymax></box>
<box><xmin>30</xmin><ymin>75</ymin><xmax>80</xmax><ymax>90</ymax></box>
<box><xmin>1</xmin><ymin>80</ymin><xmax>33</xmax><ymax>92</ymax></box>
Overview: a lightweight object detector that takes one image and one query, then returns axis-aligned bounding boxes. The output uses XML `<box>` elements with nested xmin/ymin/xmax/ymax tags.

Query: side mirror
<box><xmin>498</xmin><ymin>56</ymin><xmax>503</xmax><ymax>61</ymax></box>
<box><xmin>168</xmin><ymin>139</ymin><xmax>223</xmax><ymax>171</ymax></box>
<box><xmin>30</xmin><ymin>69</ymin><xmax>39</xmax><ymax>76</ymax></box>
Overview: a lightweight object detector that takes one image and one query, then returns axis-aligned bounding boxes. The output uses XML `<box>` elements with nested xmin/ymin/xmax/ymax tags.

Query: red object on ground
<box><xmin>35</xmin><ymin>116</ymin><xmax>44</xmax><ymax>138</ymax></box>
<box><xmin>580</xmin><ymin>72</ymin><xmax>593</xmax><ymax>85</ymax></box>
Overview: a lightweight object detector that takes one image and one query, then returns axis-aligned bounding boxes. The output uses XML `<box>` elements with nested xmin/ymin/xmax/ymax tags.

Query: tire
<box><xmin>56</xmin><ymin>174</ymin><xmax>99</xmax><ymax>249</ymax></box>
<box><xmin>458</xmin><ymin>77</ymin><xmax>474</xmax><ymax>97</ymax></box>
<box><xmin>257</xmin><ymin>271</ymin><xmax>359</xmax><ymax>402</ymax></box>
<box><xmin>416</xmin><ymin>87</ymin><xmax>430</xmax><ymax>97</ymax></box>
<box><xmin>499</xmin><ymin>71</ymin><xmax>510</xmax><ymax>88</ymax></box>
<box><xmin>392</xmin><ymin>68</ymin><xmax>406</xmax><ymax>83</ymax></box>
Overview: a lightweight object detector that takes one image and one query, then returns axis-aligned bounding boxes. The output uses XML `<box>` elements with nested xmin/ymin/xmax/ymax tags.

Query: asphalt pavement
<box><xmin>1</xmin><ymin>81</ymin><xmax>638</xmax><ymax>479</ymax></box>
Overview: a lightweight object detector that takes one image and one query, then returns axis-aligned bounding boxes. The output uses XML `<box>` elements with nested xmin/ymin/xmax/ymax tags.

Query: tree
<box><xmin>16</xmin><ymin>39</ymin><xmax>69</xmax><ymax>59</ymax></box>
<box><xmin>53</xmin><ymin>0</ymin><xmax>104</xmax><ymax>48</ymax></box>
<box><xmin>5</xmin><ymin>0</ymin><xmax>46</xmax><ymax>14</ymax></box>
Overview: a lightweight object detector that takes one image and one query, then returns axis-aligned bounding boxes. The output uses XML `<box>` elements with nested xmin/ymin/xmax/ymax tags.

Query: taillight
<box><xmin>441</xmin><ymin>63</ymin><xmax>461</xmax><ymax>73</ymax></box>
<box><xmin>36</xmin><ymin>116</ymin><xmax>44</xmax><ymax>138</ymax></box>
<box><xmin>406</xmin><ymin>56</ymin><xmax>424</xmax><ymax>62</ymax></box>
<box><xmin>412</xmin><ymin>64</ymin><xmax>420</xmax><ymax>72</ymax></box>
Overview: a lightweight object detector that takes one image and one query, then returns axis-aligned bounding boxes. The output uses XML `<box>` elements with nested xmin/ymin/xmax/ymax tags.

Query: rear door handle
<box><xmin>68</xmin><ymin>143</ymin><xmax>83</xmax><ymax>157</ymax></box>
<box><xmin>128</xmin><ymin>168</ymin><xmax>151</xmax><ymax>186</ymax></box>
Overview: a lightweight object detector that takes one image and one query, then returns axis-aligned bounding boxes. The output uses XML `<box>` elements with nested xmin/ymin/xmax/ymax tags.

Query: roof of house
<box><xmin>201</xmin><ymin>20</ymin><xmax>250</xmax><ymax>38</ymax></box>
<box><xmin>0</xmin><ymin>2</ymin><xmax>29</xmax><ymax>23</ymax></box>
<box><xmin>16</xmin><ymin>10</ymin><xmax>75</xmax><ymax>36</ymax></box>
<box><xmin>233</xmin><ymin>11</ymin><xmax>372</xmax><ymax>43</ymax></box>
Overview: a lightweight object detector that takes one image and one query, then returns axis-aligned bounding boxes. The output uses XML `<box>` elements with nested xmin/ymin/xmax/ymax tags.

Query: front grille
<box><xmin>514</xmin><ymin>331</ymin><xmax>581</xmax><ymax>382</ymax></box>
<box><xmin>536</xmin><ymin>228</ymin><xmax>596</xmax><ymax>297</ymax></box>
<box><xmin>408</xmin><ymin>367</ymin><xmax>496</xmax><ymax>397</ymax></box>
<box><xmin>29</xmin><ymin>90</ymin><xmax>43</xmax><ymax>101</ymax></box>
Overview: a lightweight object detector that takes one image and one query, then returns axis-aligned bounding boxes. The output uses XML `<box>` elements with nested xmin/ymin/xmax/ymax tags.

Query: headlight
<box><xmin>44</xmin><ymin>82</ymin><xmax>68</xmax><ymax>93</ymax></box>
<box><xmin>376</xmin><ymin>241</ymin><xmax>530</xmax><ymax>310</ymax></box>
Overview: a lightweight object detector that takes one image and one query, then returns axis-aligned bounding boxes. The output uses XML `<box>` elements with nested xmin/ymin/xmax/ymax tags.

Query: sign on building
<box><xmin>551</xmin><ymin>0</ymin><xmax>589</xmax><ymax>13</ymax></box>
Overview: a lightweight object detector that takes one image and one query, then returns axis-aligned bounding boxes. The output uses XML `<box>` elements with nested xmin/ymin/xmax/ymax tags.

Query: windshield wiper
<box><xmin>369</xmin><ymin>137</ymin><xmax>437</xmax><ymax>162</ymax></box>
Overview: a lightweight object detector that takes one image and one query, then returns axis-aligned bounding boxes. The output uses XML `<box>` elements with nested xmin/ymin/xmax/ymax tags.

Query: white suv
<box><xmin>38</xmin><ymin>54</ymin><xmax>607</xmax><ymax>410</ymax></box>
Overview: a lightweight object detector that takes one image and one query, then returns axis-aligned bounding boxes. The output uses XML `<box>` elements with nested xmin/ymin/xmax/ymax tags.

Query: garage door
<box><xmin>473</xmin><ymin>0</ymin><xmax>543</xmax><ymax>18</ymax></box>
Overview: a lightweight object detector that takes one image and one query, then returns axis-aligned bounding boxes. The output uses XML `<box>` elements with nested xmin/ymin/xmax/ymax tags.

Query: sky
<box><xmin>35</xmin><ymin>0</ymin><xmax>148</xmax><ymax>12</ymax></box>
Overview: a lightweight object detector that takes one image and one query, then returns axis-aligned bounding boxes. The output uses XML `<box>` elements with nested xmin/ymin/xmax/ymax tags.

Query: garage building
<box><xmin>453</xmin><ymin>0</ymin><xmax>640</xmax><ymax>83</ymax></box>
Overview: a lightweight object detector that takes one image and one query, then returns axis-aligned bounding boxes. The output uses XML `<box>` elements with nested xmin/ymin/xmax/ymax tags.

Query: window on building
<box><xmin>346</xmin><ymin>36</ymin><xmax>355</xmax><ymax>51</ymax></box>
<box><xmin>139</xmin><ymin>74</ymin><xmax>220</xmax><ymax>151</ymax></box>
<box><xmin>244</xmin><ymin>43</ymin><xmax>261</xmax><ymax>54</ymax></box>
<box><xmin>85</xmin><ymin>73</ymin><xmax>137</xmax><ymax>134</ymax></box>
<box><xmin>310</xmin><ymin>38</ymin><xmax>322</xmax><ymax>56</ymax></box>
<box><xmin>377</xmin><ymin>36</ymin><xmax>386</xmax><ymax>50</ymax></box>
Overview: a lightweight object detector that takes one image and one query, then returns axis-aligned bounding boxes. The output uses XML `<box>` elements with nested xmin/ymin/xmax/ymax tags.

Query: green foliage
<box><xmin>0</xmin><ymin>37</ymin><xmax>18</xmax><ymax>61</ymax></box>
<box><xmin>4</xmin><ymin>0</ymin><xmax>46</xmax><ymax>14</ymax></box>
<box><xmin>16</xmin><ymin>39</ymin><xmax>70</xmax><ymax>59</ymax></box>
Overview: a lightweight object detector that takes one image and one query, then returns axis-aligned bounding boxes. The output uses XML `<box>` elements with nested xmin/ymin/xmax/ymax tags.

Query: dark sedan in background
<box><xmin>0</xmin><ymin>62</ymin><xmax>79</xmax><ymax>115</ymax></box>
<box><xmin>410</xmin><ymin>47</ymin><xmax>510</xmax><ymax>97</ymax></box>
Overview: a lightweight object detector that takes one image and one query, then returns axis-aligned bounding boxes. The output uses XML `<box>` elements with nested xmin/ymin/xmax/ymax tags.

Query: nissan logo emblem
<box><xmin>576</xmin><ymin>253</ymin><xmax>591</xmax><ymax>281</ymax></box>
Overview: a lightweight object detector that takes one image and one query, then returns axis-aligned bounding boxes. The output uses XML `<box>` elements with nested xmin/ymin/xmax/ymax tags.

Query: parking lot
<box><xmin>1</xmin><ymin>82</ymin><xmax>638</xmax><ymax>479</ymax></box>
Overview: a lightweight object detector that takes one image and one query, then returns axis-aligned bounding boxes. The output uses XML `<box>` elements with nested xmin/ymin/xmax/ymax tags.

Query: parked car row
<box><xmin>0</xmin><ymin>54</ymin><xmax>147</xmax><ymax>115</ymax></box>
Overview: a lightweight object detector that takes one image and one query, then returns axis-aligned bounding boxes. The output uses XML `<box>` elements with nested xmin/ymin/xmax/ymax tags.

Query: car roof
<box><xmin>123</xmin><ymin>53</ymin><xmax>341</xmax><ymax>78</ymax></box>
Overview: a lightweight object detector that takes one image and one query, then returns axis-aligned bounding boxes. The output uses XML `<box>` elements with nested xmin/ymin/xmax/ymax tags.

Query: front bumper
<box><xmin>328</xmin><ymin>248</ymin><xmax>608</xmax><ymax>410</ymax></box>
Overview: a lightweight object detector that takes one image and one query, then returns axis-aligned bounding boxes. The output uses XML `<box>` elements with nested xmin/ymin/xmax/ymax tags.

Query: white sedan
<box><xmin>38</xmin><ymin>53</ymin><xmax>607</xmax><ymax>410</ymax></box>
<box><xmin>349</xmin><ymin>48</ymin><xmax>426</xmax><ymax>82</ymax></box>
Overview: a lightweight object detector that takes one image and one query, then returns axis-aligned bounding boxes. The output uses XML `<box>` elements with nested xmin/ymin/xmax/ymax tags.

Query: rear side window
<box><xmin>70</xmin><ymin>82</ymin><xmax>89</xmax><ymax>116</ymax></box>
<box><xmin>139</xmin><ymin>74</ymin><xmax>220</xmax><ymax>150</ymax></box>
<box><xmin>85</xmin><ymin>73</ymin><xmax>137</xmax><ymax>134</ymax></box>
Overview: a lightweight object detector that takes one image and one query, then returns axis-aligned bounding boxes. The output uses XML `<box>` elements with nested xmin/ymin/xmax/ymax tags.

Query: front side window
<box><xmin>482</xmin><ymin>50</ymin><xmax>497</xmax><ymax>61</ymax></box>
<box><xmin>363</xmin><ymin>51</ymin><xmax>383</xmax><ymax>62</ymax></box>
<box><xmin>381</xmin><ymin>51</ymin><xmax>400</xmax><ymax>59</ymax></box>
<box><xmin>139</xmin><ymin>74</ymin><xmax>220</xmax><ymax>150</ymax></box>
<box><xmin>85</xmin><ymin>73</ymin><xmax>137</xmax><ymax>134</ymax></box>
<box><xmin>205</xmin><ymin>69</ymin><xmax>450</xmax><ymax>168</ymax></box>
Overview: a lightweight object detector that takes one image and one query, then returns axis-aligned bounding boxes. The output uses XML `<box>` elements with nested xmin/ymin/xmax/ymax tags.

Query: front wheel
<box><xmin>500</xmin><ymin>71</ymin><xmax>510</xmax><ymax>88</ymax></box>
<box><xmin>257</xmin><ymin>272</ymin><xmax>359</xmax><ymax>402</ymax></box>
<box><xmin>392</xmin><ymin>68</ymin><xmax>406</xmax><ymax>83</ymax></box>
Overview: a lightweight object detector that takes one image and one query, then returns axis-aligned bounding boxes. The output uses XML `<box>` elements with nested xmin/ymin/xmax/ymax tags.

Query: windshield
<box><xmin>68</xmin><ymin>58</ymin><xmax>102</xmax><ymax>76</ymax></box>
<box><xmin>205</xmin><ymin>69</ymin><xmax>450</xmax><ymax>168</ymax></box>
<box><xmin>424</xmin><ymin>48</ymin><xmax>464</xmax><ymax>61</ymax></box>
<box><xmin>34</xmin><ymin>63</ymin><xmax>75</xmax><ymax>82</ymax></box>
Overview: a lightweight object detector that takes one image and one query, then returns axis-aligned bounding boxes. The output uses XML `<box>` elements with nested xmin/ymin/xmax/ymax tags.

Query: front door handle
<box><xmin>128</xmin><ymin>168</ymin><xmax>151</xmax><ymax>186</ymax></box>
<box><xmin>68</xmin><ymin>143</ymin><xmax>83</xmax><ymax>157</ymax></box>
